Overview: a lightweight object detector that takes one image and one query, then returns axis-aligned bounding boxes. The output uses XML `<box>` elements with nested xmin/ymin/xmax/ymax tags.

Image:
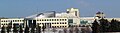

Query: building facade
<box><xmin>0</xmin><ymin>8</ymin><xmax>81</xmax><ymax>28</ymax></box>
<box><xmin>0</xmin><ymin>18</ymin><xmax>24</xmax><ymax>27</ymax></box>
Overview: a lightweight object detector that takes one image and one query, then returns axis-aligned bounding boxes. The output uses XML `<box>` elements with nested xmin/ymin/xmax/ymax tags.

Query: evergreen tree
<box><xmin>13</xmin><ymin>24</ymin><xmax>18</xmax><ymax>33</ymax></box>
<box><xmin>24</xmin><ymin>25</ymin><xmax>29</xmax><ymax>33</ymax></box>
<box><xmin>42</xmin><ymin>24</ymin><xmax>46</xmax><ymax>33</ymax></box>
<box><xmin>1</xmin><ymin>25</ymin><xmax>6</xmax><ymax>33</ymax></box>
<box><xmin>19</xmin><ymin>25</ymin><xmax>23</xmax><ymax>33</ymax></box>
<box><xmin>110</xmin><ymin>19</ymin><xmax>120</xmax><ymax>32</ymax></box>
<box><xmin>36</xmin><ymin>24</ymin><xmax>41</xmax><ymax>33</ymax></box>
<box><xmin>6</xmin><ymin>25</ymin><xmax>10</xmax><ymax>33</ymax></box>
<box><xmin>7</xmin><ymin>22</ymin><xmax>12</xmax><ymax>33</ymax></box>
<box><xmin>91</xmin><ymin>19</ymin><xmax>100</xmax><ymax>33</ymax></box>
<box><xmin>31</xmin><ymin>25</ymin><xmax>35</xmax><ymax>33</ymax></box>
<box><xmin>99</xmin><ymin>18</ymin><xmax>110</xmax><ymax>32</ymax></box>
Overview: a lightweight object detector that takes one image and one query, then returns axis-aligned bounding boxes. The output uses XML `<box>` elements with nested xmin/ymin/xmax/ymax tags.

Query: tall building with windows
<box><xmin>0</xmin><ymin>8</ymin><xmax>80</xmax><ymax>28</ymax></box>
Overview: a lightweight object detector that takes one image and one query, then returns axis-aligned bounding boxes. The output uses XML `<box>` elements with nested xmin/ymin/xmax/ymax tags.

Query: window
<box><xmin>39</xmin><ymin>23</ymin><xmax>41</xmax><ymax>24</ymax></box>
<box><xmin>57</xmin><ymin>19</ymin><xmax>59</xmax><ymax>21</ymax></box>
<box><xmin>50</xmin><ymin>19</ymin><xmax>51</xmax><ymax>21</ymax></box>
<box><xmin>60</xmin><ymin>26</ymin><xmax>61</xmax><ymax>28</ymax></box>
<box><xmin>52</xmin><ymin>26</ymin><xmax>54</xmax><ymax>28</ymax></box>
<box><xmin>20</xmin><ymin>20</ymin><xmax>21</xmax><ymax>22</ymax></box>
<box><xmin>47</xmin><ymin>19</ymin><xmax>49</xmax><ymax>21</ymax></box>
<box><xmin>40</xmin><ymin>19</ymin><xmax>41</xmax><ymax>21</ymax></box>
<box><xmin>45</xmin><ymin>19</ymin><xmax>46</xmax><ymax>21</ymax></box>
<box><xmin>52</xmin><ymin>19</ymin><xmax>54</xmax><ymax>21</ymax></box>
<box><xmin>62</xmin><ymin>22</ymin><xmax>64</xmax><ymax>24</ymax></box>
<box><xmin>52</xmin><ymin>23</ymin><xmax>54</xmax><ymax>24</ymax></box>
<box><xmin>42</xmin><ymin>19</ymin><xmax>44</xmax><ymax>21</ymax></box>
<box><xmin>64</xmin><ymin>19</ymin><xmax>67</xmax><ymax>21</ymax></box>
<box><xmin>75</xmin><ymin>11</ymin><xmax>77</xmax><ymax>16</ymax></box>
<box><xmin>18</xmin><ymin>20</ymin><xmax>19</xmax><ymax>22</ymax></box>
<box><xmin>42</xmin><ymin>23</ymin><xmax>44</xmax><ymax>24</ymax></box>
<box><xmin>60</xmin><ymin>22</ymin><xmax>62</xmax><ymax>24</ymax></box>
<box><xmin>37</xmin><ymin>20</ymin><xmax>39</xmax><ymax>21</ymax></box>
<box><xmin>3</xmin><ymin>21</ymin><xmax>5</xmax><ymax>22</ymax></box>
<box><xmin>62</xmin><ymin>26</ymin><xmax>64</xmax><ymax>27</ymax></box>
<box><xmin>57</xmin><ymin>26</ymin><xmax>59</xmax><ymax>28</ymax></box>
<box><xmin>13</xmin><ymin>20</ymin><xmax>14</xmax><ymax>22</ymax></box>
<box><xmin>55</xmin><ymin>23</ymin><xmax>56</xmax><ymax>24</ymax></box>
<box><xmin>68</xmin><ymin>19</ymin><xmax>73</xmax><ymax>25</ymax></box>
<box><xmin>65</xmin><ymin>22</ymin><xmax>67</xmax><ymax>24</ymax></box>
<box><xmin>62</xmin><ymin>19</ymin><xmax>64</xmax><ymax>21</ymax></box>
<box><xmin>57</xmin><ymin>22</ymin><xmax>59</xmax><ymax>24</ymax></box>
<box><xmin>65</xmin><ymin>26</ymin><xmax>66</xmax><ymax>27</ymax></box>
<box><xmin>55</xmin><ymin>19</ymin><xmax>56</xmax><ymax>21</ymax></box>
<box><xmin>60</xmin><ymin>19</ymin><xmax>62</xmax><ymax>21</ymax></box>
<box><xmin>55</xmin><ymin>26</ymin><xmax>56</xmax><ymax>28</ymax></box>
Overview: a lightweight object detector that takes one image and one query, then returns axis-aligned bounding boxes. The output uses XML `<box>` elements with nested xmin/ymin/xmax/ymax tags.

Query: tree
<box><xmin>99</xmin><ymin>18</ymin><xmax>110</xmax><ymax>32</ymax></box>
<box><xmin>36</xmin><ymin>24</ymin><xmax>41</xmax><ymax>33</ymax></box>
<box><xmin>31</xmin><ymin>25</ymin><xmax>35</xmax><ymax>33</ymax></box>
<box><xmin>19</xmin><ymin>25</ymin><xmax>23</xmax><ymax>33</ymax></box>
<box><xmin>91</xmin><ymin>19</ymin><xmax>100</xmax><ymax>33</ymax></box>
<box><xmin>52</xmin><ymin>27</ymin><xmax>57</xmax><ymax>33</ymax></box>
<box><xmin>58</xmin><ymin>30</ymin><xmax>62</xmax><ymax>33</ymax></box>
<box><xmin>24</xmin><ymin>25</ymin><xmax>29</xmax><ymax>33</ymax></box>
<box><xmin>1</xmin><ymin>25</ymin><xmax>6</xmax><ymax>33</ymax></box>
<box><xmin>13</xmin><ymin>24</ymin><xmax>18</xmax><ymax>33</ymax></box>
<box><xmin>7</xmin><ymin>22</ymin><xmax>12</xmax><ymax>33</ymax></box>
<box><xmin>69</xmin><ymin>26</ymin><xmax>73</xmax><ymax>33</ymax></box>
<box><xmin>6</xmin><ymin>25</ymin><xmax>10</xmax><ymax>33</ymax></box>
<box><xmin>110</xmin><ymin>19</ymin><xmax>120</xmax><ymax>32</ymax></box>
<box><xmin>42</xmin><ymin>24</ymin><xmax>46</xmax><ymax>33</ymax></box>
<box><xmin>74</xmin><ymin>27</ymin><xmax>79</xmax><ymax>33</ymax></box>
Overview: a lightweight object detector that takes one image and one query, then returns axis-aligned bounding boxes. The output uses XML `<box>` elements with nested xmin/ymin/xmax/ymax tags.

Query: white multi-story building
<box><xmin>0</xmin><ymin>8</ymin><xmax>81</xmax><ymax>28</ymax></box>
<box><xmin>1</xmin><ymin>8</ymin><xmax>120</xmax><ymax>28</ymax></box>
<box><xmin>0</xmin><ymin>18</ymin><xmax>24</xmax><ymax>27</ymax></box>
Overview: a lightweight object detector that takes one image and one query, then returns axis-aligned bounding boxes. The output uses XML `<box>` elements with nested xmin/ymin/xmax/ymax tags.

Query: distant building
<box><xmin>0</xmin><ymin>8</ymin><xmax>119</xmax><ymax>28</ymax></box>
<box><xmin>0</xmin><ymin>8</ymin><xmax>80</xmax><ymax>28</ymax></box>
<box><xmin>0</xmin><ymin>18</ymin><xmax>24</xmax><ymax>27</ymax></box>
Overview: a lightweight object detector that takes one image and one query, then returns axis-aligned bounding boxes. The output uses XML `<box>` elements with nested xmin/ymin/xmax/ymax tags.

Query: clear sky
<box><xmin>0</xmin><ymin>0</ymin><xmax>120</xmax><ymax>18</ymax></box>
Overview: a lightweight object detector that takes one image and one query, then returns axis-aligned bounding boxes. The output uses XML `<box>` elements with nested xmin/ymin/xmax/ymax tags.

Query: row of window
<box><xmin>52</xmin><ymin>26</ymin><xmax>67</xmax><ymax>28</ymax></box>
<box><xmin>1</xmin><ymin>20</ymin><xmax>24</xmax><ymax>22</ymax></box>
<box><xmin>37</xmin><ymin>19</ymin><xmax>67</xmax><ymax>21</ymax></box>
<box><xmin>38</xmin><ymin>22</ymin><xmax>67</xmax><ymax>25</ymax></box>
<box><xmin>1</xmin><ymin>23</ymin><xmax>24</xmax><ymax>25</ymax></box>
<box><xmin>39</xmin><ymin>26</ymin><xmax>67</xmax><ymax>28</ymax></box>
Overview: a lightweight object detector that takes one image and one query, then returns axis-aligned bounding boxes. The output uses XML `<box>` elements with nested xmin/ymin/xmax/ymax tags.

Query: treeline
<box><xmin>1</xmin><ymin>24</ymin><xmax>42</xmax><ymax>33</ymax></box>
<box><xmin>92</xmin><ymin>18</ymin><xmax>120</xmax><ymax>33</ymax></box>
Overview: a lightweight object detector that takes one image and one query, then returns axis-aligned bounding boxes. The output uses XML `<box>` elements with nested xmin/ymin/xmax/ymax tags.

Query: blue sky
<box><xmin>0</xmin><ymin>0</ymin><xmax>120</xmax><ymax>18</ymax></box>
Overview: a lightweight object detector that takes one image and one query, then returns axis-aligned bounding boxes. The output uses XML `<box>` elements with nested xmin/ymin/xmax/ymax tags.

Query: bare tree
<box><xmin>58</xmin><ymin>30</ymin><xmax>62</xmax><ymax>33</ymax></box>
<box><xmin>52</xmin><ymin>27</ymin><xmax>57</xmax><ymax>33</ymax></box>
<box><xmin>74</xmin><ymin>27</ymin><xmax>79</xmax><ymax>33</ymax></box>
<box><xmin>69</xmin><ymin>26</ymin><xmax>73</xmax><ymax>33</ymax></box>
<box><xmin>63</xmin><ymin>28</ymin><xmax>67</xmax><ymax>33</ymax></box>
